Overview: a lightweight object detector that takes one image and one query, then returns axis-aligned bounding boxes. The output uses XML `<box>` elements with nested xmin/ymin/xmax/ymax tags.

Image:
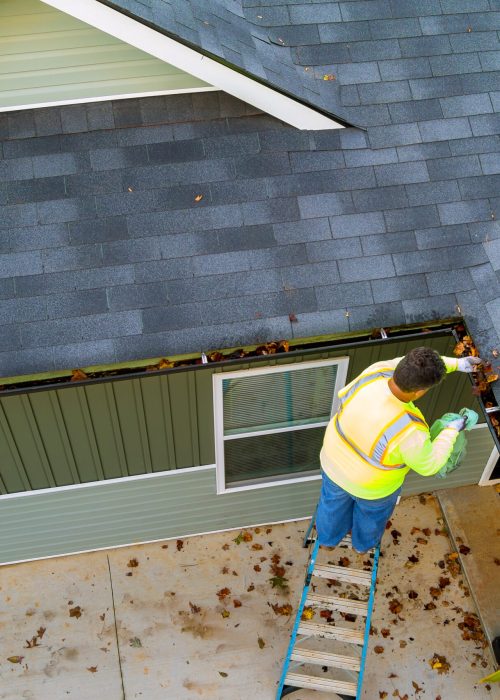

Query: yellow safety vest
<box><xmin>321</xmin><ymin>365</ymin><xmax>429</xmax><ymax>499</ymax></box>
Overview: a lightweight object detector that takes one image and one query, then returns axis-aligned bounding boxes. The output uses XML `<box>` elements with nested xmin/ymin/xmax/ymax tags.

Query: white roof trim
<box><xmin>39</xmin><ymin>0</ymin><xmax>344</xmax><ymax>131</ymax></box>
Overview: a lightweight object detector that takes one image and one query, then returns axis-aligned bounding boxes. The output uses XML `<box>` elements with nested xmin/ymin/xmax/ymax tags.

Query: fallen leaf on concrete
<box><xmin>221</xmin><ymin>610</ymin><xmax>230</xmax><ymax>619</ymax></box>
<box><xmin>127</xmin><ymin>558</ymin><xmax>139</xmax><ymax>568</ymax></box>
<box><xmin>412</xmin><ymin>680</ymin><xmax>423</xmax><ymax>693</ymax></box>
<box><xmin>222</xmin><ymin>567</ymin><xmax>229</xmax><ymax>574</ymax></box>
<box><xmin>218</xmin><ymin>671</ymin><xmax>228</xmax><ymax>677</ymax></box>
<box><xmin>37</xmin><ymin>627</ymin><xmax>46</xmax><ymax>639</ymax></box>
<box><xmin>233</xmin><ymin>600</ymin><xmax>242</xmax><ymax>608</ymax></box>
<box><xmin>189</xmin><ymin>602</ymin><xmax>201</xmax><ymax>614</ymax></box>
<box><xmin>422</xmin><ymin>528</ymin><xmax>431</xmax><ymax>536</ymax></box>
<box><xmin>216</xmin><ymin>588</ymin><xmax>230</xmax><ymax>601</ymax></box>
<box><xmin>459</xmin><ymin>544</ymin><xmax>471</xmax><ymax>555</ymax></box>
<box><xmin>129</xmin><ymin>637</ymin><xmax>142</xmax><ymax>648</ymax></box>
<box><xmin>222</xmin><ymin>544</ymin><xmax>230</xmax><ymax>551</ymax></box>
<box><xmin>381</xmin><ymin>628</ymin><xmax>391</xmax><ymax>638</ymax></box>
<box><xmin>7</xmin><ymin>656</ymin><xmax>24</xmax><ymax>664</ymax></box>
<box><xmin>399</xmin><ymin>640</ymin><xmax>407</xmax><ymax>648</ymax></box>
<box><xmin>439</xmin><ymin>577</ymin><xmax>450</xmax><ymax>589</ymax></box>
<box><xmin>424</xmin><ymin>602</ymin><xmax>437</xmax><ymax>611</ymax></box>
<box><xmin>254</xmin><ymin>565</ymin><xmax>261</xmax><ymax>572</ymax></box>
<box><xmin>258</xmin><ymin>637</ymin><xmax>265</xmax><ymax>649</ymax></box>
<box><xmin>233</xmin><ymin>531</ymin><xmax>253</xmax><ymax>545</ymax></box>
<box><xmin>269</xmin><ymin>575</ymin><xmax>289</xmax><ymax>590</ymax></box>
<box><xmin>252</xmin><ymin>543</ymin><xmax>263</xmax><ymax>550</ymax></box>
<box><xmin>429</xmin><ymin>653</ymin><xmax>450</xmax><ymax>674</ymax></box>
<box><xmin>379</xmin><ymin>693</ymin><xmax>388</xmax><ymax>699</ymax></box>
<box><xmin>271</xmin><ymin>603</ymin><xmax>293</xmax><ymax>616</ymax></box>
<box><xmin>389</xmin><ymin>600</ymin><xmax>402</xmax><ymax>614</ymax></box>
<box><xmin>410</xmin><ymin>527</ymin><xmax>420</xmax><ymax>534</ymax></box>
<box><xmin>374</xmin><ymin>646</ymin><xmax>384</xmax><ymax>654</ymax></box>
<box><xmin>176</xmin><ymin>540</ymin><xmax>184</xmax><ymax>551</ymax></box>
<box><xmin>247</xmin><ymin>584</ymin><xmax>255</xmax><ymax>592</ymax></box>
<box><xmin>429</xmin><ymin>587</ymin><xmax>441</xmax><ymax>599</ymax></box>
<box><xmin>338</xmin><ymin>557</ymin><xmax>350</xmax><ymax>567</ymax></box>
<box><xmin>408</xmin><ymin>591</ymin><xmax>418</xmax><ymax>599</ymax></box>
<box><xmin>407</xmin><ymin>555</ymin><xmax>419</xmax><ymax>564</ymax></box>
<box><xmin>494</xmin><ymin>558</ymin><xmax>500</xmax><ymax>566</ymax></box>
<box><xmin>69</xmin><ymin>606</ymin><xmax>82</xmax><ymax>619</ymax></box>
<box><xmin>301</xmin><ymin>607</ymin><xmax>315</xmax><ymax>621</ymax></box>
<box><xmin>87</xmin><ymin>666</ymin><xmax>98</xmax><ymax>673</ymax></box>
<box><xmin>417</xmin><ymin>538</ymin><xmax>428</xmax><ymax>545</ymax></box>
<box><xmin>24</xmin><ymin>637</ymin><xmax>39</xmax><ymax>648</ymax></box>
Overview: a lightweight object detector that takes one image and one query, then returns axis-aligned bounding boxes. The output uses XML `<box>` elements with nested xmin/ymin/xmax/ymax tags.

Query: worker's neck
<box><xmin>388</xmin><ymin>377</ymin><xmax>417</xmax><ymax>403</ymax></box>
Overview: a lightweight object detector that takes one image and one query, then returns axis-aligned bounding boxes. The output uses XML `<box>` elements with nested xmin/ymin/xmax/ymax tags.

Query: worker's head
<box><xmin>393</xmin><ymin>347</ymin><xmax>446</xmax><ymax>399</ymax></box>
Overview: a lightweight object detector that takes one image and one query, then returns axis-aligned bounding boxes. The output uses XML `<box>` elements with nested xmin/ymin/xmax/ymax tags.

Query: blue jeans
<box><xmin>316</xmin><ymin>470</ymin><xmax>401</xmax><ymax>552</ymax></box>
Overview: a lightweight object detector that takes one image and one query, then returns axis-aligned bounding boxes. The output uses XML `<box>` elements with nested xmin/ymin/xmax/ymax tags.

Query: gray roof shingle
<box><xmin>0</xmin><ymin>0</ymin><xmax>499</xmax><ymax>408</ymax></box>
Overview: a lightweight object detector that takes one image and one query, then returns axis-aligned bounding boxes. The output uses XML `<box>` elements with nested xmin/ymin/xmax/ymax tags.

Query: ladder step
<box><xmin>309</xmin><ymin>533</ymin><xmax>352</xmax><ymax>547</ymax></box>
<box><xmin>298</xmin><ymin>621</ymin><xmax>364</xmax><ymax>645</ymax></box>
<box><xmin>306</xmin><ymin>592</ymin><xmax>369</xmax><ymax>616</ymax></box>
<box><xmin>291</xmin><ymin>647</ymin><xmax>361</xmax><ymax>672</ymax></box>
<box><xmin>284</xmin><ymin>672</ymin><xmax>357</xmax><ymax>696</ymax></box>
<box><xmin>313</xmin><ymin>563</ymin><xmax>372</xmax><ymax>586</ymax></box>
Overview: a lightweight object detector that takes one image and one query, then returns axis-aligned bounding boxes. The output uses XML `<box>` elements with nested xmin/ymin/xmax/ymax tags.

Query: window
<box><xmin>213</xmin><ymin>357</ymin><xmax>349</xmax><ymax>493</ymax></box>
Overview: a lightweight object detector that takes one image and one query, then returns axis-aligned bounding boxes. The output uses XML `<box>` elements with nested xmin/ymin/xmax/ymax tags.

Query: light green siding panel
<box><xmin>0</xmin><ymin>469</ymin><xmax>321</xmax><ymax>565</ymax></box>
<box><xmin>0</xmin><ymin>0</ymin><xmax>211</xmax><ymax>111</ymax></box>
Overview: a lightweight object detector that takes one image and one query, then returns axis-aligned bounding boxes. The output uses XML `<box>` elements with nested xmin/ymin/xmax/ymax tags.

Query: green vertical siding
<box><xmin>0</xmin><ymin>0</ymin><xmax>211</xmax><ymax>111</ymax></box>
<box><xmin>0</xmin><ymin>423</ymin><xmax>494</xmax><ymax>565</ymax></box>
<box><xmin>0</xmin><ymin>333</ymin><xmax>485</xmax><ymax>495</ymax></box>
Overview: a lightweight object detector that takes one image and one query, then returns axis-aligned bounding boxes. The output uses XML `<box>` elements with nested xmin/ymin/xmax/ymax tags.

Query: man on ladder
<box><xmin>317</xmin><ymin>346</ymin><xmax>480</xmax><ymax>553</ymax></box>
<box><xmin>276</xmin><ymin>347</ymin><xmax>481</xmax><ymax>699</ymax></box>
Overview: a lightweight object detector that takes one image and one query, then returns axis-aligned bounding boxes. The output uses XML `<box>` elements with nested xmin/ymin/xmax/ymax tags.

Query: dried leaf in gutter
<box><xmin>71</xmin><ymin>369</ymin><xmax>88</xmax><ymax>381</ymax></box>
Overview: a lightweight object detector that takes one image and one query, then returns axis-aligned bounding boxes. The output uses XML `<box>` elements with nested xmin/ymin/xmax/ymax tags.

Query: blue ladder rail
<box><xmin>276</xmin><ymin>519</ymin><xmax>381</xmax><ymax>700</ymax></box>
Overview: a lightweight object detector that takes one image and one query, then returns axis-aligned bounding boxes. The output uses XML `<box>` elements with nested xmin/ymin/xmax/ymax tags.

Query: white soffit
<box><xmin>39</xmin><ymin>0</ymin><xmax>344</xmax><ymax>130</ymax></box>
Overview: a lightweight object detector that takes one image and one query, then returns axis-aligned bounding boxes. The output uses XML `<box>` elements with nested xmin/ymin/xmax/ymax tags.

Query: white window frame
<box><xmin>213</xmin><ymin>357</ymin><xmax>349</xmax><ymax>494</ymax></box>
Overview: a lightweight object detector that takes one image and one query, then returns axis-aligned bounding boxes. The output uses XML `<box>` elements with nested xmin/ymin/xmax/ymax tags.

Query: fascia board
<box><xmin>39</xmin><ymin>0</ymin><xmax>344</xmax><ymax>130</ymax></box>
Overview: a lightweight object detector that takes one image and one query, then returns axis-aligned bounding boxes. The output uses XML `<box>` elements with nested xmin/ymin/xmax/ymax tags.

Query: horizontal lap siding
<box><xmin>0</xmin><ymin>423</ymin><xmax>493</xmax><ymax>565</ymax></box>
<box><xmin>0</xmin><ymin>0</ymin><xmax>210</xmax><ymax>111</ymax></box>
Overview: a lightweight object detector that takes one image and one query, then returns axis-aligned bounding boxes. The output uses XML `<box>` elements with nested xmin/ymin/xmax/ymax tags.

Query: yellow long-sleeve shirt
<box><xmin>320</xmin><ymin>355</ymin><xmax>460</xmax><ymax>499</ymax></box>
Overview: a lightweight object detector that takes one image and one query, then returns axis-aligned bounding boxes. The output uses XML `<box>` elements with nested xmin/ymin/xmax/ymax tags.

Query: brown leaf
<box><xmin>410</xmin><ymin>527</ymin><xmax>421</xmax><ymax>535</ymax></box>
<box><xmin>233</xmin><ymin>600</ymin><xmax>242</xmax><ymax>608</ymax></box>
<box><xmin>407</xmin><ymin>554</ymin><xmax>419</xmax><ymax>564</ymax></box>
<box><xmin>69</xmin><ymin>606</ymin><xmax>82</xmax><ymax>619</ymax></box>
<box><xmin>253</xmin><ymin>564</ymin><xmax>261</xmax><ymax>572</ymax></box>
<box><xmin>422</xmin><ymin>528</ymin><xmax>431</xmax><ymax>536</ymax></box>
<box><xmin>374</xmin><ymin>646</ymin><xmax>384</xmax><ymax>654</ymax></box>
<box><xmin>429</xmin><ymin>653</ymin><xmax>450</xmax><ymax>674</ymax></box>
<box><xmin>251</xmin><ymin>543</ymin><xmax>263</xmax><ymax>550</ymax></box>
<box><xmin>25</xmin><ymin>637</ymin><xmax>39</xmax><ymax>648</ymax></box>
<box><xmin>429</xmin><ymin>587</ymin><xmax>442</xmax><ymax>599</ymax></box>
<box><xmin>127</xmin><ymin>558</ymin><xmax>139</xmax><ymax>568</ymax></box>
<box><xmin>87</xmin><ymin>666</ymin><xmax>98</xmax><ymax>673</ymax></box>
<box><xmin>391</xmin><ymin>529</ymin><xmax>401</xmax><ymax>540</ymax></box>
<box><xmin>389</xmin><ymin>599</ymin><xmax>402</xmax><ymax>614</ymax></box>
<box><xmin>338</xmin><ymin>556</ymin><xmax>350</xmax><ymax>567</ymax></box>
<box><xmin>453</xmin><ymin>342</ymin><xmax>465</xmax><ymax>356</ymax></box>
<box><xmin>439</xmin><ymin>576</ymin><xmax>450</xmax><ymax>589</ymax></box>
<box><xmin>216</xmin><ymin>588</ymin><xmax>231</xmax><ymax>601</ymax></box>
<box><xmin>176</xmin><ymin>539</ymin><xmax>184</xmax><ymax>551</ymax></box>
<box><xmin>37</xmin><ymin>627</ymin><xmax>46</xmax><ymax>639</ymax></box>
<box><xmin>221</xmin><ymin>610</ymin><xmax>230</xmax><ymax>619</ymax></box>
<box><xmin>417</xmin><ymin>537</ymin><xmax>428</xmax><ymax>545</ymax></box>
<box><xmin>222</xmin><ymin>543</ymin><xmax>230</xmax><ymax>551</ymax></box>
<box><xmin>222</xmin><ymin>566</ymin><xmax>229</xmax><ymax>574</ymax></box>
<box><xmin>218</xmin><ymin>671</ymin><xmax>228</xmax><ymax>677</ymax></box>
<box><xmin>459</xmin><ymin>544</ymin><xmax>471</xmax><ymax>555</ymax></box>
<box><xmin>381</xmin><ymin>628</ymin><xmax>391</xmax><ymax>638</ymax></box>
<box><xmin>247</xmin><ymin>584</ymin><xmax>255</xmax><ymax>592</ymax></box>
<box><xmin>424</xmin><ymin>602</ymin><xmax>437</xmax><ymax>611</ymax></box>
<box><xmin>412</xmin><ymin>681</ymin><xmax>423</xmax><ymax>693</ymax></box>
<box><xmin>270</xmin><ymin>603</ymin><xmax>293</xmax><ymax>616</ymax></box>
<box><xmin>7</xmin><ymin>656</ymin><xmax>24</xmax><ymax>664</ymax></box>
<box><xmin>189</xmin><ymin>602</ymin><xmax>201</xmax><ymax>614</ymax></box>
<box><xmin>71</xmin><ymin>369</ymin><xmax>88</xmax><ymax>382</ymax></box>
<box><xmin>379</xmin><ymin>693</ymin><xmax>388</xmax><ymax>699</ymax></box>
<box><xmin>194</xmin><ymin>194</ymin><xmax>203</xmax><ymax>202</ymax></box>
<box><xmin>258</xmin><ymin>637</ymin><xmax>265</xmax><ymax>649</ymax></box>
<box><xmin>408</xmin><ymin>590</ymin><xmax>418</xmax><ymax>599</ymax></box>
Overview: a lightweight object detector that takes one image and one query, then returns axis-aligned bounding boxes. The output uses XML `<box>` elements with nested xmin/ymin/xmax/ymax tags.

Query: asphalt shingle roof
<box><xmin>0</xmin><ymin>0</ymin><xmax>499</xmax><ymax>404</ymax></box>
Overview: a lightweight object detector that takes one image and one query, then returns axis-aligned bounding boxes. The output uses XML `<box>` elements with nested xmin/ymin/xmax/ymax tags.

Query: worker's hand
<box><xmin>446</xmin><ymin>416</ymin><xmax>467</xmax><ymax>432</ymax></box>
<box><xmin>457</xmin><ymin>357</ymin><xmax>482</xmax><ymax>372</ymax></box>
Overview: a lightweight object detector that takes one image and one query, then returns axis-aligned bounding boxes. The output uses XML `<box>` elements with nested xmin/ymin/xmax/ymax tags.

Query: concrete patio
<box><xmin>0</xmin><ymin>491</ymin><xmax>498</xmax><ymax>699</ymax></box>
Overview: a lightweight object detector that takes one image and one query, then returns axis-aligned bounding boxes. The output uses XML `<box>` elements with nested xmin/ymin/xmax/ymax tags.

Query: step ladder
<box><xmin>276</xmin><ymin>519</ymin><xmax>380</xmax><ymax>699</ymax></box>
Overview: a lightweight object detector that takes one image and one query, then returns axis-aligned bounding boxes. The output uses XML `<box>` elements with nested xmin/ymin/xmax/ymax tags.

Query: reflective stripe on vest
<box><xmin>335</xmin><ymin>368</ymin><xmax>427</xmax><ymax>471</ymax></box>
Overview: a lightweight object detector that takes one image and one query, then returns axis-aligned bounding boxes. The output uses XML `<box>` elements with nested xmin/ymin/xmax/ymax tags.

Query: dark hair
<box><xmin>393</xmin><ymin>347</ymin><xmax>446</xmax><ymax>393</ymax></box>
